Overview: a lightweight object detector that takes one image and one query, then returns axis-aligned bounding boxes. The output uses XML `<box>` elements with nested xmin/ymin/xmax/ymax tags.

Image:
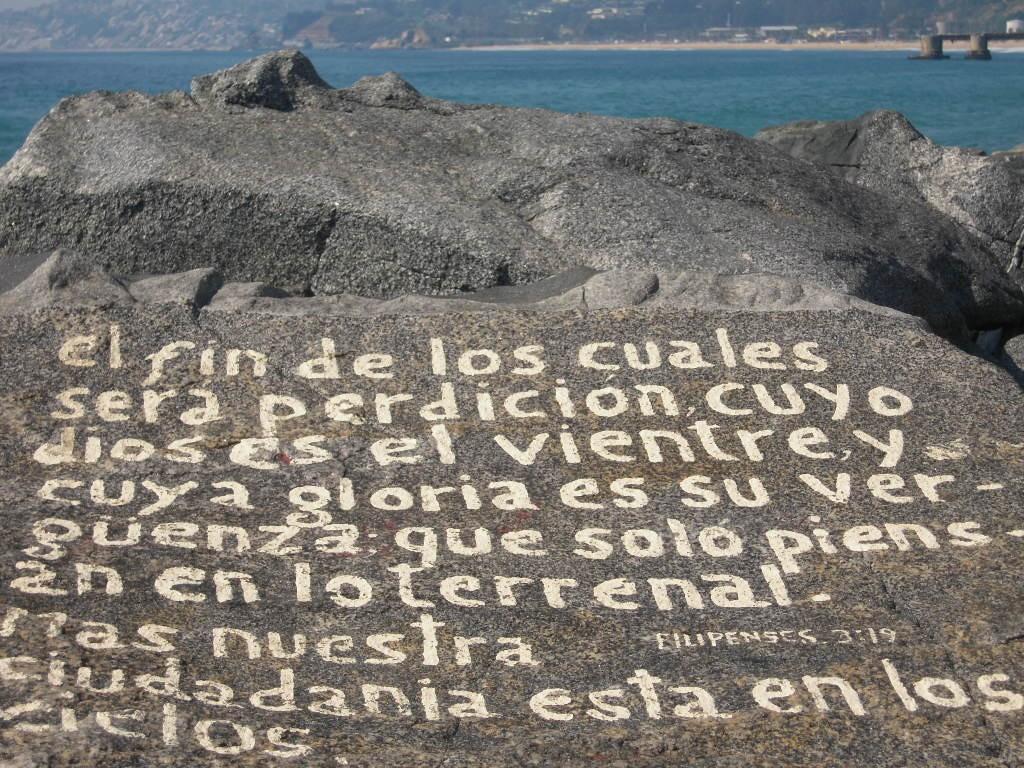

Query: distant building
<box><xmin>758</xmin><ymin>26</ymin><xmax>800</xmax><ymax>42</ymax></box>
<box><xmin>703</xmin><ymin>26</ymin><xmax>755</xmax><ymax>41</ymax></box>
<box><xmin>703</xmin><ymin>27</ymin><xmax>733</xmax><ymax>40</ymax></box>
<box><xmin>1008</xmin><ymin>20</ymin><xmax>1024</xmax><ymax>34</ymax></box>
<box><xmin>807</xmin><ymin>26</ymin><xmax>877</xmax><ymax>42</ymax></box>
<box><xmin>808</xmin><ymin>27</ymin><xmax>838</xmax><ymax>39</ymax></box>
<box><xmin>837</xmin><ymin>28</ymin><xmax>878</xmax><ymax>42</ymax></box>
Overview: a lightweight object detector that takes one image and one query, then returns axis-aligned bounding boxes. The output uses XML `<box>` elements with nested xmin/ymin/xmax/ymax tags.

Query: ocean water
<box><xmin>1</xmin><ymin>48</ymin><xmax>1023</xmax><ymax>164</ymax></box>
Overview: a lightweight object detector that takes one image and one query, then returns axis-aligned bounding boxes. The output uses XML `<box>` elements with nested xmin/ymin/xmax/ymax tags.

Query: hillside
<box><xmin>0</xmin><ymin>0</ymin><xmax>305</xmax><ymax>51</ymax></box>
<box><xmin>0</xmin><ymin>0</ymin><xmax>1023</xmax><ymax>51</ymax></box>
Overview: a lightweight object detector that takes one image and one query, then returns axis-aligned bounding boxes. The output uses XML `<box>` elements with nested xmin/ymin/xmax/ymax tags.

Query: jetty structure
<box><xmin>913</xmin><ymin>27</ymin><xmax>1024</xmax><ymax>59</ymax></box>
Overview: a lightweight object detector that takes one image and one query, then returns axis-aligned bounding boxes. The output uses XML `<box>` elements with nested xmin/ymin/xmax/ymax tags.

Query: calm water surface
<box><xmin>1</xmin><ymin>48</ymin><xmax>1023</xmax><ymax>164</ymax></box>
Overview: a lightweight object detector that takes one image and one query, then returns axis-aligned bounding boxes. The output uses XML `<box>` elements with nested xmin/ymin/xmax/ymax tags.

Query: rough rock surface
<box><xmin>0</xmin><ymin>301</ymin><xmax>1021</xmax><ymax>767</ymax></box>
<box><xmin>0</xmin><ymin>249</ymin><xmax>133</xmax><ymax>312</ymax></box>
<box><xmin>0</xmin><ymin>251</ymin><xmax>222</xmax><ymax>314</ymax></box>
<box><xmin>213</xmin><ymin>268</ymin><xmax>919</xmax><ymax>321</ymax></box>
<box><xmin>1004</xmin><ymin>334</ymin><xmax>1024</xmax><ymax>379</ymax></box>
<box><xmin>2</xmin><ymin>253</ymin><xmax>919</xmax><ymax>326</ymax></box>
<box><xmin>191</xmin><ymin>51</ymin><xmax>332</xmax><ymax>111</ymax></box>
<box><xmin>1</xmin><ymin>51</ymin><xmax>1022</xmax><ymax>339</ymax></box>
<box><xmin>126</xmin><ymin>267</ymin><xmax>223</xmax><ymax>308</ymax></box>
<box><xmin>756</xmin><ymin>110</ymin><xmax>1024</xmax><ymax>271</ymax></box>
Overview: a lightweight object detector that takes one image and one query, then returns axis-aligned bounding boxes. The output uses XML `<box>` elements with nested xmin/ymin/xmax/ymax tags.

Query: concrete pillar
<box><xmin>966</xmin><ymin>33</ymin><xmax>992</xmax><ymax>59</ymax></box>
<box><xmin>912</xmin><ymin>35</ymin><xmax>947</xmax><ymax>59</ymax></box>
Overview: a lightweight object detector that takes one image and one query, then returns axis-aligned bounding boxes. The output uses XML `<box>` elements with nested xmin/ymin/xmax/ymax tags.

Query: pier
<box><xmin>912</xmin><ymin>32</ymin><xmax>1024</xmax><ymax>59</ymax></box>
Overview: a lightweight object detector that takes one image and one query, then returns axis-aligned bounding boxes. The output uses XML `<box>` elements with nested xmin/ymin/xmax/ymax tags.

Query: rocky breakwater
<box><xmin>757</xmin><ymin>110</ymin><xmax>1024</xmax><ymax>357</ymax></box>
<box><xmin>1</xmin><ymin>50</ymin><xmax>1023</xmax><ymax>342</ymax></box>
<box><xmin>0</xmin><ymin>52</ymin><xmax>1022</xmax><ymax>767</ymax></box>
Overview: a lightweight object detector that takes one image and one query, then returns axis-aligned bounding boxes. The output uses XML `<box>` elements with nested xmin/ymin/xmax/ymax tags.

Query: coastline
<box><xmin>456</xmin><ymin>40</ymin><xmax>919</xmax><ymax>52</ymax></box>
<box><xmin>454</xmin><ymin>40</ymin><xmax>1024</xmax><ymax>53</ymax></box>
<box><xmin>0</xmin><ymin>46</ymin><xmax>213</xmax><ymax>53</ymax></box>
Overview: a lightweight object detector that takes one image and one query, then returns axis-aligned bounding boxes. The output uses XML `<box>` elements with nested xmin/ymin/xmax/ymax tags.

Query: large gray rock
<box><xmin>0</xmin><ymin>300</ymin><xmax>1021</xmax><ymax>766</ymax></box>
<box><xmin>4</xmin><ymin>55</ymin><xmax>1022</xmax><ymax>767</ymax></box>
<box><xmin>756</xmin><ymin>110</ymin><xmax>1024</xmax><ymax>271</ymax></box>
<box><xmin>1</xmin><ymin>51</ymin><xmax>1021</xmax><ymax>339</ymax></box>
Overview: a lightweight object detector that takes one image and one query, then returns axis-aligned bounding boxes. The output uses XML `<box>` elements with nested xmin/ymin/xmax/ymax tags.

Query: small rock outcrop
<box><xmin>190</xmin><ymin>49</ymin><xmax>332</xmax><ymax>111</ymax></box>
<box><xmin>1005</xmin><ymin>333</ymin><xmax>1024</xmax><ymax>379</ymax></box>
<box><xmin>343</xmin><ymin>72</ymin><xmax>426</xmax><ymax>109</ymax></box>
<box><xmin>0</xmin><ymin>249</ymin><xmax>132</xmax><ymax>312</ymax></box>
<box><xmin>370</xmin><ymin>27</ymin><xmax>434</xmax><ymax>50</ymax></box>
<box><xmin>0</xmin><ymin>252</ymin><xmax>223</xmax><ymax>314</ymax></box>
<box><xmin>126</xmin><ymin>267</ymin><xmax>223</xmax><ymax>308</ymax></box>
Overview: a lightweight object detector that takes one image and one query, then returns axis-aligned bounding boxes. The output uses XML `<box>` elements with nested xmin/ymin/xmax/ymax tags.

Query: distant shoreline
<box><xmin>0</xmin><ymin>47</ymin><xmax>202</xmax><ymax>54</ymax></box>
<box><xmin>458</xmin><ymin>40</ymin><xmax>914</xmax><ymax>52</ymax></box>
<box><xmin>456</xmin><ymin>40</ymin><xmax>1024</xmax><ymax>53</ymax></box>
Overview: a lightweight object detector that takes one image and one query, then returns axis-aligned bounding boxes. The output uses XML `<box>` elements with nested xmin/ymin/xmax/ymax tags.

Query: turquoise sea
<box><xmin>1</xmin><ymin>48</ymin><xmax>1023</xmax><ymax>164</ymax></box>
